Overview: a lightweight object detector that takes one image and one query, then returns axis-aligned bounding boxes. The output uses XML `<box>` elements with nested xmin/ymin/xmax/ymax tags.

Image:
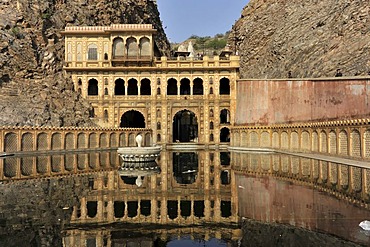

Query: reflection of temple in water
<box><xmin>64</xmin><ymin>150</ymin><xmax>240</xmax><ymax>246</ymax></box>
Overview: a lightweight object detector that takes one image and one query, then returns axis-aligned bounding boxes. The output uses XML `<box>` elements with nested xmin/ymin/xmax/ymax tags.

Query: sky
<box><xmin>157</xmin><ymin>0</ymin><xmax>249</xmax><ymax>43</ymax></box>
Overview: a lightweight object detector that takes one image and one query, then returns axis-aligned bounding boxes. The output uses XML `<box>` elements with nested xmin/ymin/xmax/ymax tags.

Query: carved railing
<box><xmin>0</xmin><ymin>126</ymin><xmax>153</xmax><ymax>154</ymax></box>
<box><xmin>231</xmin><ymin>118</ymin><xmax>370</xmax><ymax>161</ymax></box>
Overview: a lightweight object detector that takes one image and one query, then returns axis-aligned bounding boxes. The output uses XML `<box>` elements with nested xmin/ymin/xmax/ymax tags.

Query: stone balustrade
<box><xmin>0</xmin><ymin>126</ymin><xmax>153</xmax><ymax>154</ymax></box>
<box><xmin>231</xmin><ymin>118</ymin><xmax>370</xmax><ymax>161</ymax></box>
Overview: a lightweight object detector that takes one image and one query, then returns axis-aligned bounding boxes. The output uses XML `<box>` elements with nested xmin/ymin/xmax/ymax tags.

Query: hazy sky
<box><xmin>157</xmin><ymin>0</ymin><xmax>248</xmax><ymax>43</ymax></box>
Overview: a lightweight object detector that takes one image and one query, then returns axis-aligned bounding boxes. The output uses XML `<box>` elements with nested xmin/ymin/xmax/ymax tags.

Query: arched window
<box><xmin>127</xmin><ymin>78</ymin><xmax>138</xmax><ymax>95</ymax></box>
<box><xmin>113</xmin><ymin>37</ymin><xmax>124</xmax><ymax>58</ymax></box>
<box><xmin>78</xmin><ymin>78</ymin><xmax>82</xmax><ymax>86</ymax></box>
<box><xmin>104</xmin><ymin>88</ymin><xmax>108</xmax><ymax>95</ymax></box>
<box><xmin>219</xmin><ymin>77</ymin><xmax>230</xmax><ymax>95</ymax></box>
<box><xmin>139</xmin><ymin>37</ymin><xmax>151</xmax><ymax>57</ymax></box>
<box><xmin>114</xmin><ymin>79</ymin><xmax>125</xmax><ymax>95</ymax></box>
<box><xmin>87</xmin><ymin>44</ymin><xmax>98</xmax><ymax>60</ymax></box>
<box><xmin>220</xmin><ymin>128</ymin><xmax>230</xmax><ymax>142</ymax></box>
<box><xmin>167</xmin><ymin>78</ymin><xmax>177</xmax><ymax>95</ymax></box>
<box><xmin>193</xmin><ymin>78</ymin><xmax>203</xmax><ymax>95</ymax></box>
<box><xmin>88</xmin><ymin>79</ymin><xmax>98</xmax><ymax>95</ymax></box>
<box><xmin>210</xmin><ymin>87</ymin><xmax>213</xmax><ymax>95</ymax></box>
<box><xmin>210</xmin><ymin>121</ymin><xmax>214</xmax><ymax>130</ymax></box>
<box><xmin>140</xmin><ymin>78</ymin><xmax>151</xmax><ymax>95</ymax></box>
<box><xmin>157</xmin><ymin>87</ymin><xmax>161</xmax><ymax>95</ymax></box>
<box><xmin>220</xmin><ymin>109</ymin><xmax>230</xmax><ymax>124</ymax></box>
<box><xmin>126</xmin><ymin>37</ymin><xmax>138</xmax><ymax>57</ymax></box>
<box><xmin>180</xmin><ymin>78</ymin><xmax>190</xmax><ymax>95</ymax></box>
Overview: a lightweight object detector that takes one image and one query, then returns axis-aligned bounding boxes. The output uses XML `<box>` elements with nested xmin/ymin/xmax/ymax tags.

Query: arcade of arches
<box><xmin>63</xmin><ymin>24</ymin><xmax>239</xmax><ymax>145</ymax></box>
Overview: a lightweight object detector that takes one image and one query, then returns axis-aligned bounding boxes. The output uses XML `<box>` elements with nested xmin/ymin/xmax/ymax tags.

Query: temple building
<box><xmin>62</xmin><ymin>24</ymin><xmax>240</xmax><ymax>145</ymax></box>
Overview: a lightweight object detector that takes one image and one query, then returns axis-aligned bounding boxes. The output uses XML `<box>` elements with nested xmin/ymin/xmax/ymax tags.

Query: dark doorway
<box><xmin>167</xmin><ymin>78</ymin><xmax>177</xmax><ymax>95</ymax></box>
<box><xmin>120</xmin><ymin>110</ymin><xmax>145</xmax><ymax>128</ymax></box>
<box><xmin>140</xmin><ymin>78</ymin><xmax>151</xmax><ymax>95</ymax></box>
<box><xmin>219</xmin><ymin>77</ymin><xmax>230</xmax><ymax>95</ymax></box>
<box><xmin>193</xmin><ymin>78</ymin><xmax>204</xmax><ymax>95</ymax></box>
<box><xmin>220</xmin><ymin>127</ymin><xmax>230</xmax><ymax>142</ymax></box>
<box><xmin>88</xmin><ymin>79</ymin><xmax>98</xmax><ymax>95</ymax></box>
<box><xmin>115</xmin><ymin>78</ymin><xmax>125</xmax><ymax>95</ymax></box>
<box><xmin>127</xmin><ymin>78</ymin><xmax>138</xmax><ymax>95</ymax></box>
<box><xmin>173</xmin><ymin>110</ymin><xmax>198</xmax><ymax>142</ymax></box>
<box><xmin>220</xmin><ymin>109</ymin><xmax>230</xmax><ymax>124</ymax></box>
<box><xmin>180</xmin><ymin>78</ymin><xmax>190</xmax><ymax>95</ymax></box>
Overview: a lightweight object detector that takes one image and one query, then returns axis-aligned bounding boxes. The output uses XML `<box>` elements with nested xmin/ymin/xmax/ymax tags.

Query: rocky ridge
<box><xmin>229</xmin><ymin>0</ymin><xmax>370</xmax><ymax>79</ymax></box>
<box><xmin>0</xmin><ymin>0</ymin><xmax>170</xmax><ymax>126</ymax></box>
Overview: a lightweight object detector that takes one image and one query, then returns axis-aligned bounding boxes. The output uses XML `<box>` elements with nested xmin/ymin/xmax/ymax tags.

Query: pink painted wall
<box><xmin>236</xmin><ymin>77</ymin><xmax>370</xmax><ymax>125</ymax></box>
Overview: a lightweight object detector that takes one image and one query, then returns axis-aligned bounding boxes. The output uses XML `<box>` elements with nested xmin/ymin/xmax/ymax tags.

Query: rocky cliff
<box><xmin>229</xmin><ymin>0</ymin><xmax>370</xmax><ymax>79</ymax></box>
<box><xmin>0</xmin><ymin>0</ymin><xmax>170</xmax><ymax>127</ymax></box>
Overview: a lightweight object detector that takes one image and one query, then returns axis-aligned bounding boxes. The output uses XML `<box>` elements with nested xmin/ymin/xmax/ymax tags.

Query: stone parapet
<box><xmin>231</xmin><ymin>118</ymin><xmax>370</xmax><ymax>161</ymax></box>
<box><xmin>0</xmin><ymin>126</ymin><xmax>153</xmax><ymax>154</ymax></box>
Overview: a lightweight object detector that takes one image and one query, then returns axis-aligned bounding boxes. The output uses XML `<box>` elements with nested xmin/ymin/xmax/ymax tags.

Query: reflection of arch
<box><xmin>219</xmin><ymin>77</ymin><xmax>230</xmax><ymax>95</ymax></box>
<box><xmin>139</xmin><ymin>37</ymin><xmax>151</xmax><ymax>57</ymax></box>
<box><xmin>127</xmin><ymin>78</ymin><xmax>138</xmax><ymax>95</ymax></box>
<box><xmin>87</xmin><ymin>44</ymin><xmax>98</xmax><ymax>60</ymax></box>
<box><xmin>88</xmin><ymin>79</ymin><xmax>98</xmax><ymax>95</ymax></box>
<box><xmin>221</xmin><ymin>170</ymin><xmax>230</xmax><ymax>185</ymax></box>
<box><xmin>167</xmin><ymin>78</ymin><xmax>177</xmax><ymax>95</ymax></box>
<box><xmin>220</xmin><ymin>127</ymin><xmax>230</xmax><ymax>142</ymax></box>
<box><xmin>220</xmin><ymin>109</ymin><xmax>230</xmax><ymax>124</ymax></box>
<box><xmin>193</xmin><ymin>78</ymin><xmax>203</xmax><ymax>95</ymax></box>
<box><xmin>173</xmin><ymin>152</ymin><xmax>198</xmax><ymax>184</ymax></box>
<box><xmin>140</xmin><ymin>78</ymin><xmax>151</xmax><ymax>95</ymax></box>
<box><xmin>115</xmin><ymin>78</ymin><xmax>125</xmax><ymax>95</ymax></box>
<box><xmin>126</xmin><ymin>37</ymin><xmax>138</xmax><ymax>57</ymax></box>
<box><xmin>120</xmin><ymin>110</ymin><xmax>145</xmax><ymax>128</ymax></box>
<box><xmin>180</xmin><ymin>78</ymin><xmax>190</xmax><ymax>95</ymax></box>
<box><xmin>113</xmin><ymin>37</ymin><xmax>124</xmax><ymax>57</ymax></box>
<box><xmin>173</xmin><ymin>110</ymin><xmax>198</xmax><ymax>142</ymax></box>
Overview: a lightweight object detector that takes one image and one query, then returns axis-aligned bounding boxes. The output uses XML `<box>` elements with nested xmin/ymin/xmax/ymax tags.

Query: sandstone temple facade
<box><xmin>62</xmin><ymin>24</ymin><xmax>240</xmax><ymax>146</ymax></box>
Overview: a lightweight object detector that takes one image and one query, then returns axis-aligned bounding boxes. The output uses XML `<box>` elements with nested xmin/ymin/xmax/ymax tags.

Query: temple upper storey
<box><xmin>62</xmin><ymin>24</ymin><xmax>239</xmax><ymax>70</ymax></box>
<box><xmin>62</xmin><ymin>24</ymin><xmax>158</xmax><ymax>67</ymax></box>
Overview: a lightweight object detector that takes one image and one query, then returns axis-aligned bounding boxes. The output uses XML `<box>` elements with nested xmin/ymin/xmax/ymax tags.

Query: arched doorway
<box><xmin>120</xmin><ymin>110</ymin><xmax>145</xmax><ymax>128</ymax></box>
<box><xmin>220</xmin><ymin>127</ymin><xmax>230</xmax><ymax>142</ymax></box>
<box><xmin>88</xmin><ymin>79</ymin><xmax>98</xmax><ymax>95</ymax></box>
<box><xmin>173</xmin><ymin>110</ymin><xmax>198</xmax><ymax>142</ymax></box>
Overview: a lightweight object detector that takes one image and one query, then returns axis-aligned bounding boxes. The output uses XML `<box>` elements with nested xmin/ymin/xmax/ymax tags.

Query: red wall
<box><xmin>236</xmin><ymin>77</ymin><xmax>370</xmax><ymax>125</ymax></box>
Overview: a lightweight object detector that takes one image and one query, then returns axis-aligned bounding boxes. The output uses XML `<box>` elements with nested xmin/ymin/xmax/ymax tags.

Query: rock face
<box><xmin>0</xmin><ymin>0</ymin><xmax>170</xmax><ymax>127</ymax></box>
<box><xmin>229</xmin><ymin>0</ymin><xmax>370</xmax><ymax>79</ymax></box>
